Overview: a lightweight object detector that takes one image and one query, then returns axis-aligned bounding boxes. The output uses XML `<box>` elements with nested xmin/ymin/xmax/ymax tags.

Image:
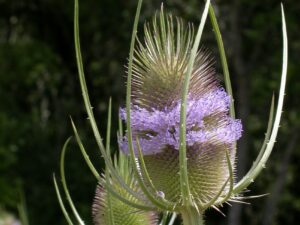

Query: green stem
<box><xmin>181</xmin><ymin>206</ymin><xmax>204</xmax><ymax>225</ymax></box>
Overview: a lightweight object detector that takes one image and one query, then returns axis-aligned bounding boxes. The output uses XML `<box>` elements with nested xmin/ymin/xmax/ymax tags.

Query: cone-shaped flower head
<box><xmin>119</xmin><ymin>8</ymin><xmax>242</xmax><ymax>209</ymax></box>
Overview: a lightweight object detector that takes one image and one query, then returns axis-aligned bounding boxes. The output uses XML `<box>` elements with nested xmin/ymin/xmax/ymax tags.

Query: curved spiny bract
<box><xmin>92</xmin><ymin>154</ymin><xmax>158</xmax><ymax>225</ymax></box>
<box><xmin>120</xmin><ymin>6</ymin><xmax>242</xmax><ymax>212</ymax></box>
<box><xmin>92</xmin><ymin>184</ymin><xmax>157</xmax><ymax>225</ymax></box>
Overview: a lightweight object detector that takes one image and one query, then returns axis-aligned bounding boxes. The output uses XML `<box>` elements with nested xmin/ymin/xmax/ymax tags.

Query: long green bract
<box><xmin>134</xmin><ymin>138</ymin><xmax>177</xmax><ymax>210</ymax></box>
<box><xmin>214</xmin><ymin>151</ymin><xmax>234</xmax><ymax>205</ymax></box>
<box><xmin>17</xmin><ymin>189</ymin><xmax>30</xmax><ymax>225</ymax></box>
<box><xmin>123</xmin><ymin>0</ymin><xmax>167</xmax><ymax>210</ymax></box>
<box><xmin>168</xmin><ymin>213</ymin><xmax>177</xmax><ymax>225</ymax></box>
<box><xmin>106</xmin><ymin>98</ymin><xmax>112</xmax><ymax>155</ymax></box>
<box><xmin>60</xmin><ymin>137</ymin><xmax>85</xmax><ymax>225</ymax></box>
<box><xmin>207</xmin><ymin>3</ymin><xmax>238</xmax><ymax>157</ymax></box>
<box><xmin>233</xmin><ymin>95</ymin><xmax>274</xmax><ymax>193</ymax></box>
<box><xmin>208</xmin><ymin>4</ymin><xmax>235</xmax><ymax>118</ymax></box>
<box><xmin>179</xmin><ymin>0</ymin><xmax>210</xmax><ymax>206</ymax></box>
<box><xmin>53</xmin><ymin>174</ymin><xmax>74</xmax><ymax>225</ymax></box>
<box><xmin>233</xmin><ymin>5</ymin><xmax>288</xmax><ymax>194</ymax></box>
<box><xmin>103</xmin><ymin>177</ymin><xmax>156</xmax><ymax>211</ymax></box>
<box><xmin>71</xmin><ymin>119</ymin><xmax>100</xmax><ymax>180</ymax></box>
<box><xmin>125</xmin><ymin>0</ymin><xmax>174</xmax><ymax>211</ymax></box>
<box><xmin>202</xmin><ymin>151</ymin><xmax>233</xmax><ymax>208</ymax></box>
<box><xmin>74</xmin><ymin>0</ymin><xmax>145</xmax><ymax>202</ymax></box>
<box><xmin>105</xmin><ymin>98</ymin><xmax>114</xmax><ymax>225</ymax></box>
<box><xmin>136</xmin><ymin>138</ymin><xmax>160</xmax><ymax>195</ymax></box>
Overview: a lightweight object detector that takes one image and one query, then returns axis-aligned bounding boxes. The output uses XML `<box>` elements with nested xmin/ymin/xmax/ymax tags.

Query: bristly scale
<box><xmin>119</xmin><ymin>6</ymin><xmax>242</xmax><ymax>210</ymax></box>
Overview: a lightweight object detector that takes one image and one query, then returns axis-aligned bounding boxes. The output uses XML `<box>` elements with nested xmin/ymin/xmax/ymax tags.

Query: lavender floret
<box><xmin>119</xmin><ymin>88</ymin><xmax>242</xmax><ymax>155</ymax></box>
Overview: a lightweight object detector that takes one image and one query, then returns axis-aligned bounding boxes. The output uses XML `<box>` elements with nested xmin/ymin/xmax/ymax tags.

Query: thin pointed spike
<box><xmin>122</xmin><ymin>0</ymin><xmax>172</xmax><ymax>210</ymax></box>
<box><xmin>71</xmin><ymin>119</ymin><xmax>144</xmax><ymax>201</ymax></box>
<box><xmin>17</xmin><ymin>189</ymin><xmax>30</xmax><ymax>225</ymax></box>
<box><xmin>60</xmin><ymin>137</ymin><xmax>85</xmax><ymax>225</ymax></box>
<box><xmin>118</xmin><ymin>152</ymin><xmax>126</xmax><ymax>174</ymax></box>
<box><xmin>125</xmin><ymin>0</ymin><xmax>142</xmax><ymax>196</ymax></box>
<box><xmin>71</xmin><ymin>119</ymin><xmax>100</xmax><ymax>180</ymax></box>
<box><xmin>200</xmin><ymin>152</ymin><xmax>234</xmax><ymax>208</ymax></box>
<box><xmin>237</xmin><ymin>193</ymin><xmax>269</xmax><ymax>199</ymax></box>
<box><xmin>136</xmin><ymin>137</ymin><xmax>159</xmax><ymax>193</ymax></box>
<box><xmin>74</xmin><ymin>0</ymin><xmax>145</xmax><ymax>203</ymax></box>
<box><xmin>104</xmin><ymin>164</ymin><xmax>115</xmax><ymax>225</ymax></box>
<box><xmin>226</xmin><ymin>151</ymin><xmax>234</xmax><ymax>200</ymax></box>
<box><xmin>118</xmin><ymin>110</ymin><xmax>123</xmax><ymax>138</ymax></box>
<box><xmin>250</xmin><ymin>95</ymin><xmax>275</xmax><ymax>170</ymax></box>
<box><xmin>119</xmin><ymin>209</ymin><xmax>149</xmax><ymax>217</ymax></box>
<box><xmin>53</xmin><ymin>174</ymin><xmax>74</xmax><ymax>225</ymax></box>
<box><xmin>102</xmin><ymin>151</ymin><xmax>155</xmax><ymax>213</ymax></box>
<box><xmin>160</xmin><ymin>4</ymin><xmax>167</xmax><ymax>50</ymax></box>
<box><xmin>106</xmin><ymin>97</ymin><xmax>112</xmax><ymax>154</ymax></box>
<box><xmin>228</xmin><ymin>199</ymin><xmax>250</xmax><ymax>205</ymax></box>
<box><xmin>126</xmin><ymin>0</ymin><xmax>143</xmax><ymax>130</ymax></box>
<box><xmin>136</xmin><ymin>139</ymin><xmax>178</xmax><ymax>208</ymax></box>
<box><xmin>128</xmin><ymin>138</ymin><xmax>176</xmax><ymax>210</ymax></box>
<box><xmin>211</xmin><ymin>205</ymin><xmax>226</xmax><ymax>217</ymax></box>
<box><xmin>179</xmin><ymin>0</ymin><xmax>211</xmax><ymax>205</ymax></box>
<box><xmin>120</xmin><ymin>0</ymin><xmax>163</xmax><ymax>204</ymax></box>
<box><xmin>104</xmin><ymin>180</ymin><xmax>115</xmax><ymax>225</ymax></box>
<box><xmin>74</xmin><ymin>0</ymin><xmax>119</xmax><ymax>182</ymax></box>
<box><xmin>208</xmin><ymin>3</ymin><xmax>238</xmax><ymax>161</ymax></box>
<box><xmin>168</xmin><ymin>213</ymin><xmax>177</xmax><ymax>225</ymax></box>
<box><xmin>208</xmin><ymin>4</ymin><xmax>235</xmax><ymax>118</ymax></box>
<box><xmin>74</xmin><ymin>0</ymin><xmax>106</xmax><ymax>154</ymax></box>
<box><xmin>233</xmin><ymin>193</ymin><xmax>270</xmax><ymax>200</ymax></box>
<box><xmin>214</xmin><ymin>151</ymin><xmax>234</xmax><ymax>205</ymax></box>
<box><xmin>159</xmin><ymin>212</ymin><xmax>169</xmax><ymax>225</ymax></box>
<box><xmin>234</xmin><ymin>95</ymin><xmax>275</xmax><ymax>192</ymax></box>
<box><xmin>233</xmin><ymin>5</ymin><xmax>288</xmax><ymax>194</ymax></box>
<box><xmin>202</xmin><ymin>177</ymin><xmax>229</xmax><ymax>209</ymax></box>
<box><xmin>103</xmin><ymin>179</ymin><xmax>156</xmax><ymax>211</ymax></box>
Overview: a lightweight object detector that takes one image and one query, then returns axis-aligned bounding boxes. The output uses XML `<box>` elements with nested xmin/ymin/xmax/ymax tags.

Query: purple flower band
<box><xmin>119</xmin><ymin>88</ymin><xmax>242</xmax><ymax>155</ymax></box>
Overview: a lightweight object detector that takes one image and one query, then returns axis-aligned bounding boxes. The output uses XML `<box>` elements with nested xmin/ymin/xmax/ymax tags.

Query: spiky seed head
<box><xmin>119</xmin><ymin>7</ymin><xmax>242</xmax><ymax>210</ymax></box>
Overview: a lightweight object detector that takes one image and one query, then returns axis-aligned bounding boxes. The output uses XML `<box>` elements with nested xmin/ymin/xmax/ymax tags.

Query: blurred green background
<box><xmin>0</xmin><ymin>0</ymin><xmax>299</xmax><ymax>224</ymax></box>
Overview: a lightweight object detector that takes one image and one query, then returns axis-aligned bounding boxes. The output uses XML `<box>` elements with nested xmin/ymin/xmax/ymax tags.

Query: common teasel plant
<box><xmin>53</xmin><ymin>0</ymin><xmax>288</xmax><ymax>224</ymax></box>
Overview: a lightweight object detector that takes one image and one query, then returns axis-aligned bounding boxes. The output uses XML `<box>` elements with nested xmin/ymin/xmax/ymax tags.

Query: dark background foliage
<box><xmin>0</xmin><ymin>0</ymin><xmax>299</xmax><ymax>224</ymax></box>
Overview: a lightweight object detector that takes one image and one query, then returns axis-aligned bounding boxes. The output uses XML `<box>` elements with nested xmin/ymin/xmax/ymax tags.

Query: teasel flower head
<box><xmin>119</xmin><ymin>3</ymin><xmax>243</xmax><ymax>211</ymax></box>
<box><xmin>116</xmin><ymin>0</ymin><xmax>288</xmax><ymax>222</ymax></box>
